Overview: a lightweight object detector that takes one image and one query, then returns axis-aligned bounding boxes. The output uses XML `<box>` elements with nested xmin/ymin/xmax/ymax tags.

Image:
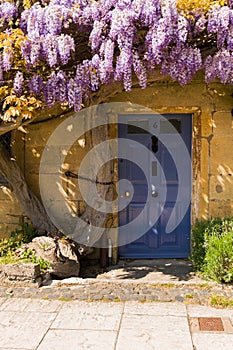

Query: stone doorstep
<box><xmin>189</xmin><ymin>317</ymin><xmax>233</xmax><ymax>334</ymax></box>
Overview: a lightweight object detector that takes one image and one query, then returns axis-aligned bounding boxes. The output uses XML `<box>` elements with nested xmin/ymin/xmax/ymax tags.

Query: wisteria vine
<box><xmin>0</xmin><ymin>0</ymin><xmax>233</xmax><ymax>113</ymax></box>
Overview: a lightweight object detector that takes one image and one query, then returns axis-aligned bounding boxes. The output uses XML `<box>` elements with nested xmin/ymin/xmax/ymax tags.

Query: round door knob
<box><xmin>151</xmin><ymin>190</ymin><xmax>158</xmax><ymax>198</ymax></box>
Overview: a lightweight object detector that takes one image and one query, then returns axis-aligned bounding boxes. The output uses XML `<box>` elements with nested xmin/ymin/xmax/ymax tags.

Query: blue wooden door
<box><xmin>118</xmin><ymin>114</ymin><xmax>192</xmax><ymax>258</ymax></box>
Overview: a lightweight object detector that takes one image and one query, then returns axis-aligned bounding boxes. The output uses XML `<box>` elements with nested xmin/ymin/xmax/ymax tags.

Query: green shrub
<box><xmin>191</xmin><ymin>217</ymin><xmax>233</xmax><ymax>283</ymax></box>
<box><xmin>191</xmin><ymin>220</ymin><xmax>208</xmax><ymax>269</ymax></box>
<box><xmin>203</xmin><ymin>232</ymin><xmax>233</xmax><ymax>283</ymax></box>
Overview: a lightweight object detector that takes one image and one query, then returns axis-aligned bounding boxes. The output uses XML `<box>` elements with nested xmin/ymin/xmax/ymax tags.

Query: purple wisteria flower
<box><xmin>229</xmin><ymin>0</ymin><xmax>233</xmax><ymax>10</ymax></box>
<box><xmin>89</xmin><ymin>66</ymin><xmax>99</xmax><ymax>91</ymax></box>
<box><xmin>44</xmin><ymin>5</ymin><xmax>64</xmax><ymax>35</ymax></box>
<box><xmin>90</xmin><ymin>55</ymin><xmax>100</xmax><ymax>90</ymax></box>
<box><xmin>139</xmin><ymin>0</ymin><xmax>161</xmax><ymax>27</ymax></box>
<box><xmin>0</xmin><ymin>2</ymin><xmax>17</xmax><ymax>22</ymax></box>
<box><xmin>20</xmin><ymin>40</ymin><xmax>31</xmax><ymax>65</ymax></box>
<box><xmin>133</xmin><ymin>51</ymin><xmax>147</xmax><ymax>89</ymax></box>
<box><xmin>42</xmin><ymin>35</ymin><xmax>58</xmax><ymax>67</ymax></box>
<box><xmin>67</xmin><ymin>77</ymin><xmax>76</xmax><ymax>108</ymax></box>
<box><xmin>227</xmin><ymin>27</ymin><xmax>233</xmax><ymax>51</ymax></box>
<box><xmin>50</xmin><ymin>0</ymin><xmax>74</xmax><ymax>5</ymax></box>
<box><xmin>57</xmin><ymin>34</ymin><xmax>75</xmax><ymax>65</ymax></box>
<box><xmin>68</xmin><ymin>78</ymin><xmax>83</xmax><ymax>111</ymax></box>
<box><xmin>205</xmin><ymin>50</ymin><xmax>233</xmax><ymax>84</ymax></box>
<box><xmin>77</xmin><ymin>61</ymin><xmax>91</xmax><ymax>102</ymax></box>
<box><xmin>194</xmin><ymin>16</ymin><xmax>207</xmax><ymax>36</ymax></box>
<box><xmin>44</xmin><ymin>72</ymin><xmax>57</xmax><ymax>106</ymax></box>
<box><xmin>13</xmin><ymin>72</ymin><xmax>24</xmax><ymax>97</ymax></box>
<box><xmin>1</xmin><ymin>0</ymin><xmax>232</xmax><ymax>110</ymax></box>
<box><xmin>98</xmin><ymin>39</ymin><xmax>114</xmax><ymax>83</ymax></box>
<box><xmin>115</xmin><ymin>48</ymin><xmax>133</xmax><ymax>91</ymax></box>
<box><xmin>57</xmin><ymin>70</ymin><xmax>67</xmax><ymax>103</ymax></box>
<box><xmin>161</xmin><ymin>44</ymin><xmax>202</xmax><ymax>85</ymax></box>
<box><xmin>30</xmin><ymin>42</ymin><xmax>41</xmax><ymax>65</ymax></box>
<box><xmin>2</xmin><ymin>46</ymin><xmax>13</xmax><ymax>71</ymax></box>
<box><xmin>28</xmin><ymin>74</ymin><xmax>43</xmax><ymax>96</ymax></box>
<box><xmin>178</xmin><ymin>15</ymin><xmax>189</xmax><ymax>42</ymax></box>
<box><xmin>26</xmin><ymin>3</ymin><xmax>44</xmax><ymax>40</ymax></box>
<box><xmin>89</xmin><ymin>20</ymin><xmax>106</xmax><ymax>51</ymax></box>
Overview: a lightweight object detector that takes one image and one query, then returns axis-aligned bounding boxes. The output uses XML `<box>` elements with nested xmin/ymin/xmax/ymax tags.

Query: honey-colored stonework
<box><xmin>0</xmin><ymin>185</ymin><xmax>23</xmax><ymax>239</ymax></box>
<box><xmin>0</xmin><ymin>78</ymin><xmax>232</xmax><ymax>256</ymax></box>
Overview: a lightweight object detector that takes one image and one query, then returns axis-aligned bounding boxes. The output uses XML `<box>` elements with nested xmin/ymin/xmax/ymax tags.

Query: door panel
<box><xmin>118</xmin><ymin>114</ymin><xmax>192</xmax><ymax>258</ymax></box>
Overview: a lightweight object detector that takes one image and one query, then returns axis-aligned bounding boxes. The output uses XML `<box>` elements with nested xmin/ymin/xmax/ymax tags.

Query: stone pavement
<box><xmin>0</xmin><ymin>258</ymin><xmax>233</xmax><ymax>304</ymax></box>
<box><xmin>0</xmin><ymin>299</ymin><xmax>233</xmax><ymax>350</ymax></box>
<box><xmin>1</xmin><ymin>278</ymin><xmax>233</xmax><ymax>305</ymax></box>
<box><xmin>0</xmin><ymin>259</ymin><xmax>233</xmax><ymax>349</ymax></box>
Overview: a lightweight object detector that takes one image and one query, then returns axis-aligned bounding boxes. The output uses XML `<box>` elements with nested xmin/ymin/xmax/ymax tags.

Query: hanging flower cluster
<box><xmin>0</xmin><ymin>2</ymin><xmax>17</xmax><ymax>23</ymax></box>
<box><xmin>0</xmin><ymin>0</ymin><xmax>233</xmax><ymax>114</ymax></box>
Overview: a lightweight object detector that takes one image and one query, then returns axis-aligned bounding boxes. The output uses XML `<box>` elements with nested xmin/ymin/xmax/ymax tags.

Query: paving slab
<box><xmin>0</xmin><ymin>297</ymin><xmax>62</xmax><ymax>312</ymax></box>
<box><xmin>119</xmin><ymin>302</ymin><xmax>193</xmax><ymax>350</ymax></box>
<box><xmin>124</xmin><ymin>301</ymin><xmax>187</xmax><ymax>316</ymax></box>
<box><xmin>187</xmin><ymin>304</ymin><xmax>233</xmax><ymax>319</ymax></box>
<box><xmin>52</xmin><ymin>301</ymin><xmax>123</xmax><ymax>331</ymax></box>
<box><xmin>0</xmin><ymin>311</ymin><xmax>56</xmax><ymax>349</ymax></box>
<box><xmin>116</xmin><ymin>329</ymin><xmax>193</xmax><ymax>350</ymax></box>
<box><xmin>121</xmin><ymin>314</ymin><xmax>190</xmax><ymax>333</ymax></box>
<box><xmin>0</xmin><ymin>298</ymin><xmax>233</xmax><ymax>349</ymax></box>
<box><xmin>0</xmin><ymin>298</ymin><xmax>6</xmax><ymax>307</ymax></box>
<box><xmin>37</xmin><ymin>329</ymin><xmax>117</xmax><ymax>350</ymax></box>
<box><xmin>192</xmin><ymin>333</ymin><xmax>233</xmax><ymax>350</ymax></box>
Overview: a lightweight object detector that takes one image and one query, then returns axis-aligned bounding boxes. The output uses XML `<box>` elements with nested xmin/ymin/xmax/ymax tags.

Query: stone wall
<box><xmin>0</xmin><ymin>77</ymin><xmax>232</xmax><ymax>245</ymax></box>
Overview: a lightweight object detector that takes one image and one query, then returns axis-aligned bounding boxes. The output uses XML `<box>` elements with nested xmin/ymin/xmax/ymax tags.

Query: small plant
<box><xmin>20</xmin><ymin>249</ymin><xmax>51</xmax><ymax>272</ymax></box>
<box><xmin>0</xmin><ymin>225</ymin><xmax>50</xmax><ymax>272</ymax></box>
<box><xmin>0</xmin><ymin>223</ymin><xmax>38</xmax><ymax>258</ymax></box>
<box><xmin>210</xmin><ymin>295</ymin><xmax>233</xmax><ymax>308</ymax></box>
<box><xmin>185</xmin><ymin>294</ymin><xmax>194</xmax><ymax>299</ymax></box>
<box><xmin>191</xmin><ymin>217</ymin><xmax>233</xmax><ymax>283</ymax></box>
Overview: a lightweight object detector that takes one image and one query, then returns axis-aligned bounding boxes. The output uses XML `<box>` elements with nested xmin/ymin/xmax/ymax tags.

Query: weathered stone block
<box><xmin>24</xmin><ymin>116</ymin><xmax>61</xmax><ymax>147</ymax></box>
<box><xmin>209</xmin><ymin>201</ymin><xmax>233</xmax><ymax>218</ymax></box>
<box><xmin>210</xmin><ymin>135</ymin><xmax>233</xmax><ymax>174</ymax></box>
<box><xmin>210</xmin><ymin>175</ymin><xmax>233</xmax><ymax>201</ymax></box>
<box><xmin>213</xmin><ymin>111</ymin><xmax>233</xmax><ymax>135</ymax></box>
<box><xmin>209</xmin><ymin>82</ymin><xmax>233</xmax><ymax>111</ymax></box>
<box><xmin>1</xmin><ymin>263</ymin><xmax>41</xmax><ymax>281</ymax></box>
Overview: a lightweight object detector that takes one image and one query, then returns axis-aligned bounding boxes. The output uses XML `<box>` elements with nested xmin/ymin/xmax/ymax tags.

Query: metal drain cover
<box><xmin>198</xmin><ymin>317</ymin><xmax>224</xmax><ymax>331</ymax></box>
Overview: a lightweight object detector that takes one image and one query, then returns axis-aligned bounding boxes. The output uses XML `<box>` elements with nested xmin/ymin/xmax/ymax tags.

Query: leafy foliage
<box><xmin>177</xmin><ymin>0</ymin><xmax>227</xmax><ymax>14</ymax></box>
<box><xmin>204</xmin><ymin>231</ymin><xmax>233</xmax><ymax>282</ymax></box>
<box><xmin>0</xmin><ymin>223</ymin><xmax>37</xmax><ymax>257</ymax></box>
<box><xmin>210</xmin><ymin>294</ymin><xmax>233</xmax><ymax>307</ymax></box>
<box><xmin>190</xmin><ymin>219</ymin><xmax>209</xmax><ymax>269</ymax></box>
<box><xmin>0</xmin><ymin>224</ymin><xmax>50</xmax><ymax>271</ymax></box>
<box><xmin>191</xmin><ymin>217</ymin><xmax>233</xmax><ymax>283</ymax></box>
<box><xmin>20</xmin><ymin>248</ymin><xmax>51</xmax><ymax>271</ymax></box>
<box><xmin>0</xmin><ymin>0</ymin><xmax>233</xmax><ymax>125</ymax></box>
